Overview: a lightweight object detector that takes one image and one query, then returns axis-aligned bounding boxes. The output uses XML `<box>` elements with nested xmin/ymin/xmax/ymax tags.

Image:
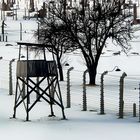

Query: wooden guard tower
<box><xmin>13</xmin><ymin>42</ymin><xmax>66</xmax><ymax>121</ymax></box>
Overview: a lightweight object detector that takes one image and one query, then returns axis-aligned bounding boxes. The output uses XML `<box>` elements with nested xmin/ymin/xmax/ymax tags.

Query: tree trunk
<box><xmin>88</xmin><ymin>64</ymin><xmax>97</xmax><ymax>85</ymax></box>
<box><xmin>57</xmin><ymin>56</ymin><xmax>64</xmax><ymax>81</ymax></box>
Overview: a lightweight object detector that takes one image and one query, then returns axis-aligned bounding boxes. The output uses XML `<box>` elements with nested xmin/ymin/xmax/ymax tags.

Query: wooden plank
<box><xmin>16</xmin><ymin>60</ymin><xmax>57</xmax><ymax>77</ymax></box>
<box><xmin>17</xmin><ymin>42</ymin><xmax>53</xmax><ymax>48</ymax></box>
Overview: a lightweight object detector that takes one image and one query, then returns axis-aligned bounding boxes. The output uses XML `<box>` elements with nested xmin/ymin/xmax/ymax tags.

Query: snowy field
<box><xmin>0</xmin><ymin>2</ymin><xmax>140</xmax><ymax>140</ymax></box>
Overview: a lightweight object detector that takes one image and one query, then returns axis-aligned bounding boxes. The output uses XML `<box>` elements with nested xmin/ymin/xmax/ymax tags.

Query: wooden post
<box><xmin>6</xmin><ymin>35</ymin><xmax>7</xmax><ymax>42</ymax></box>
<box><xmin>26</xmin><ymin>45</ymin><xmax>29</xmax><ymax>121</ymax></box>
<box><xmin>28</xmin><ymin>10</ymin><xmax>30</xmax><ymax>19</ymax></box>
<box><xmin>36</xmin><ymin>77</ymin><xmax>40</xmax><ymax>101</ymax></box>
<box><xmin>22</xmin><ymin>77</ymin><xmax>25</xmax><ymax>98</ymax></box>
<box><xmin>139</xmin><ymin>83</ymin><xmax>140</xmax><ymax>122</ymax></box>
<box><xmin>1</xmin><ymin>9</ymin><xmax>2</xmax><ymax>20</ymax></box>
<box><xmin>3</xmin><ymin>11</ymin><xmax>5</xmax><ymax>21</ymax></box>
<box><xmin>30</xmin><ymin>0</ymin><xmax>35</xmax><ymax>12</ymax></box>
<box><xmin>100</xmin><ymin>71</ymin><xmax>108</xmax><ymax>114</ymax></box>
<box><xmin>133</xmin><ymin>4</ymin><xmax>137</xmax><ymax>24</ymax></box>
<box><xmin>20</xmin><ymin>23</ymin><xmax>22</xmax><ymax>41</ymax></box>
<box><xmin>133</xmin><ymin>103</ymin><xmax>136</xmax><ymax>117</ymax></box>
<box><xmin>13</xmin><ymin>9</ymin><xmax>14</xmax><ymax>20</ymax></box>
<box><xmin>15</xmin><ymin>8</ymin><xmax>17</xmax><ymax>20</ymax></box>
<box><xmin>2</xmin><ymin>20</ymin><xmax>5</xmax><ymax>42</ymax></box>
<box><xmin>119</xmin><ymin>72</ymin><xmax>127</xmax><ymax>119</ymax></box>
<box><xmin>82</xmin><ymin>69</ymin><xmax>88</xmax><ymax>111</ymax></box>
<box><xmin>36</xmin><ymin>8</ymin><xmax>38</xmax><ymax>20</ymax></box>
<box><xmin>66</xmin><ymin>67</ymin><xmax>74</xmax><ymax>108</ymax></box>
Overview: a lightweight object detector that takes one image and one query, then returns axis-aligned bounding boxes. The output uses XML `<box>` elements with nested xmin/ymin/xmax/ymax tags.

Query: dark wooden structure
<box><xmin>13</xmin><ymin>42</ymin><xmax>66</xmax><ymax>121</ymax></box>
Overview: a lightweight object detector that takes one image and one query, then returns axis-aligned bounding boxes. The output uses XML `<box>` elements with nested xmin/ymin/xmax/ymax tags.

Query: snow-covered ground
<box><xmin>0</xmin><ymin>2</ymin><xmax>140</xmax><ymax>140</ymax></box>
<box><xmin>0</xmin><ymin>88</ymin><xmax>140</xmax><ymax>140</ymax></box>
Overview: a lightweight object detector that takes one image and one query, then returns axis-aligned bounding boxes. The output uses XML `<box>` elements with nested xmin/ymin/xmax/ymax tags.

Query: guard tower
<box><xmin>12</xmin><ymin>42</ymin><xmax>66</xmax><ymax>121</ymax></box>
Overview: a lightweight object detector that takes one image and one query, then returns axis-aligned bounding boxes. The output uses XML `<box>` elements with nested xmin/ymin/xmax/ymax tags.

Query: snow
<box><xmin>0</xmin><ymin>88</ymin><xmax>140</xmax><ymax>140</ymax></box>
<box><xmin>0</xmin><ymin>1</ymin><xmax>140</xmax><ymax>140</ymax></box>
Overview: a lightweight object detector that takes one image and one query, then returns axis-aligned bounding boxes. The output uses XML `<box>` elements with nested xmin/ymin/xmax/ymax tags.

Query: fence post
<box><xmin>82</xmin><ymin>69</ymin><xmax>88</xmax><ymax>111</ymax></box>
<box><xmin>66</xmin><ymin>67</ymin><xmax>74</xmax><ymax>108</ymax></box>
<box><xmin>100</xmin><ymin>71</ymin><xmax>108</xmax><ymax>115</ymax></box>
<box><xmin>133</xmin><ymin>103</ymin><xmax>136</xmax><ymax>117</ymax></box>
<box><xmin>36</xmin><ymin>77</ymin><xmax>40</xmax><ymax>101</ymax></box>
<box><xmin>6</xmin><ymin>35</ymin><xmax>7</xmax><ymax>42</ymax></box>
<box><xmin>119</xmin><ymin>72</ymin><xmax>127</xmax><ymax>119</ymax></box>
<box><xmin>1</xmin><ymin>9</ymin><xmax>2</xmax><ymax>20</ymax></box>
<box><xmin>15</xmin><ymin>8</ymin><xmax>18</xmax><ymax>20</ymax></box>
<box><xmin>28</xmin><ymin>10</ymin><xmax>30</xmax><ymax>19</ymax></box>
<box><xmin>2</xmin><ymin>20</ymin><xmax>5</xmax><ymax>42</ymax></box>
<box><xmin>36</xmin><ymin>8</ymin><xmax>38</xmax><ymax>20</ymax></box>
<box><xmin>9</xmin><ymin>59</ymin><xmax>15</xmax><ymax>95</ymax></box>
<box><xmin>24</xmin><ymin>8</ymin><xmax>27</xmax><ymax>20</ymax></box>
<box><xmin>139</xmin><ymin>83</ymin><xmax>140</xmax><ymax>122</ymax></box>
<box><xmin>3</xmin><ymin>11</ymin><xmax>5</xmax><ymax>21</ymax></box>
<box><xmin>20</xmin><ymin>23</ymin><xmax>22</xmax><ymax>41</ymax></box>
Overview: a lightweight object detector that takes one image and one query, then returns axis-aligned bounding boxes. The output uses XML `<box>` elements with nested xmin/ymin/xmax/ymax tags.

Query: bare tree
<box><xmin>45</xmin><ymin>0</ymin><xmax>137</xmax><ymax>85</ymax></box>
<box><xmin>35</xmin><ymin>19</ymin><xmax>78</xmax><ymax>81</ymax></box>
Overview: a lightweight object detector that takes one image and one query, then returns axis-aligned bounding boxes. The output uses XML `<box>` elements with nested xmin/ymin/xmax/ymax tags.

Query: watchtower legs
<box><xmin>13</xmin><ymin>76</ymin><xmax>66</xmax><ymax>121</ymax></box>
<box><xmin>13</xmin><ymin>79</ymin><xmax>18</xmax><ymax>119</ymax></box>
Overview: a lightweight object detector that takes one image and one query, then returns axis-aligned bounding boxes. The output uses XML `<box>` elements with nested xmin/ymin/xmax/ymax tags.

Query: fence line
<box><xmin>0</xmin><ymin>61</ymin><xmax>139</xmax><ymax>121</ymax></box>
<box><xmin>62</xmin><ymin>68</ymin><xmax>140</xmax><ymax>119</ymax></box>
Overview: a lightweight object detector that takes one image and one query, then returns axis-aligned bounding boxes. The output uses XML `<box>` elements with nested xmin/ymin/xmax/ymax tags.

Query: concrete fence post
<box><xmin>133</xmin><ymin>4</ymin><xmax>137</xmax><ymax>24</ymax></box>
<box><xmin>139</xmin><ymin>83</ymin><xmax>140</xmax><ymax>122</ymax></box>
<box><xmin>9</xmin><ymin>59</ymin><xmax>15</xmax><ymax>95</ymax></box>
<box><xmin>100</xmin><ymin>71</ymin><xmax>108</xmax><ymax>115</ymax></box>
<box><xmin>66</xmin><ymin>67</ymin><xmax>74</xmax><ymax>108</ymax></box>
<box><xmin>20</xmin><ymin>23</ymin><xmax>22</xmax><ymax>41</ymax></box>
<box><xmin>15</xmin><ymin>8</ymin><xmax>18</xmax><ymax>20</ymax></box>
<box><xmin>119</xmin><ymin>72</ymin><xmax>127</xmax><ymax>119</ymax></box>
<box><xmin>82</xmin><ymin>69</ymin><xmax>88</xmax><ymax>111</ymax></box>
<box><xmin>6</xmin><ymin>35</ymin><xmax>7</xmax><ymax>42</ymax></box>
<box><xmin>133</xmin><ymin>103</ymin><xmax>136</xmax><ymax>117</ymax></box>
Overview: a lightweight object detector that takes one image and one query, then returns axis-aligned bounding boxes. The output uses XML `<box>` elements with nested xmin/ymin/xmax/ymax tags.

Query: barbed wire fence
<box><xmin>0</xmin><ymin>57</ymin><xmax>139</xmax><ymax>121</ymax></box>
<box><xmin>0</xmin><ymin>56</ymin><xmax>140</xmax><ymax>122</ymax></box>
<box><xmin>61</xmin><ymin>68</ymin><xmax>140</xmax><ymax>122</ymax></box>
